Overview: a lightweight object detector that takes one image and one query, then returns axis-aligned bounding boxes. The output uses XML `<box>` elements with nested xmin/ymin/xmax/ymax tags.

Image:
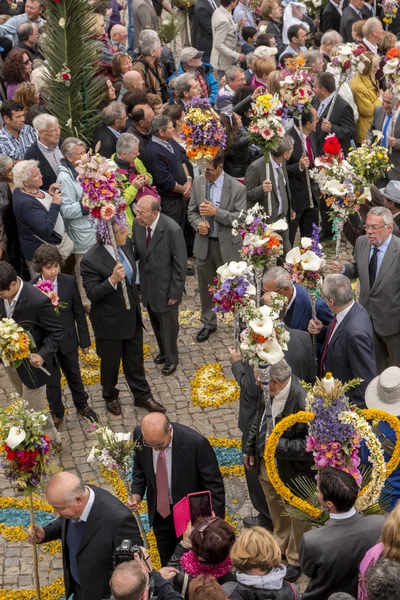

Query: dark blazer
<box><xmin>125</xmin><ymin>124</ymin><xmax>150</xmax><ymax>159</ymax></box>
<box><xmin>131</xmin><ymin>422</ymin><xmax>225</xmax><ymax>526</ymax></box>
<box><xmin>266</xmin><ymin>20</ymin><xmax>286</xmax><ymax>59</ymax></box>
<box><xmin>12</xmin><ymin>188</ymin><xmax>62</xmax><ymax>261</ymax></box>
<box><xmin>318</xmin><ymin>302</ymin><xmax>377</xmax><ymax>408</ymax></box>
<box><xmin>300</xmin><ymin>513</ymin><xmax>385</xmax><ymax>600</ymax></box>
<box><xmin>191</xmin><ymin>0</ymin><xmax>215</xmax><ymax>62</ymax></box>
<box><xmin>92</xmin><ymin>123</ymin><xmax>119</xmax><ymax>158</ymax></box>
<box><xmin>286</xmin><ymin>126</ymin><xmax>319</xmax><ymax>212</ymax></box>
<box><xmin>30</xmin><ymin>273</ymin><xmax>90</xmax><ymax>355</ymax></box>
<box><xmin>245</xmin><ymin>156</ymin><xmax>291</xmax><ymax>221</ymax></box>
<box><xmin>340</xmin><ymin>5</ymin><xmax>364</xmax><ymax>42</ymax></box>
<box><xmin>0</xmin><ymin>282</ymin><xmax>64</xmax><ymax>388</ymax></box>
<box><xmin>143</xmin><ymin>138</ymin><xmax>187</xmax><ymax>203</ymax></box>
<box><xmin>320</xmin><ymin>0</ymin><xmax>341</xmax><ymax>32</ymax></box>
<box><xmin>245</xmin><ymin>376</ymin><xmax>314</xmax><ymax>482</ymax></box>
<box><xmin>313</xmin><ymin>95</ymin><xmax>356</xmax><ymax>156</ymax></box>
<box><xmin>80</xmin><ymin>240</ymin><xmax>142</xmax><ymax>341</ymax></box>
<box><xmin>284</xmin><ymin>283</ymin><xmax>332</xmax><ymax>332</ymax></box>
<box><xmin>41</xmin><ymin>485</ymin><xmax>142</xmax><ymax>600</ymax></box>
<box><xmin>132</xmin><ymin>213</ymin><xmax>187</xmax><ymax>313</ymax></box>
<box><xmin>24</xmin><ymin>140</ymin><xmax>63</xmax><ymax>192</ymax></box>
<box><xmin>367</xmin><ymin>105</ymin><xmax>400</xmax><ymax>180</ymax></box>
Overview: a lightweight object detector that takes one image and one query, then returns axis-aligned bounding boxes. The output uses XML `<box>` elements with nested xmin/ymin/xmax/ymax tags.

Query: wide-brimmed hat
<box><xmin>379</xmin><ymin>180</ymin><xmax>400</xmax><ymax>205</ymax></box>
<box><xmin>365</xmin><ymin>367</ymin><xmax>400</xmax><ymax>415</ymax></box>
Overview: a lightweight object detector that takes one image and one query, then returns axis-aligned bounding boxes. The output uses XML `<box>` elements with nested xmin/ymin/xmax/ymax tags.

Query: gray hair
<box><xmin>263</xmin><ymin>266</ymin><xmax>294</xmax><ymax>289</ymax></box>
<box><xmin>116</xmin><ymin>132</ymin><xmax>139</xmax><ymax>155</ymax></box>
<box><xmin>174</xmin><ymin>72</ymin><xmax>196</xmax><ymax>99</ymax></box>
<box><xmin>321</xmin><ymin>30</ymin><xmax>343</xmax><ymax>46</ymax></box>
<box><xmin>32</xmin><ymin>113</ymin><xmax>59</xmax><ymax>133</ymax></box>
<box><xmin>0</xmin><ymin>154</ymin><xmax>12</xmax><ymax>175</ymax></box>
<box><xmin>139</xmin><ymin>30</ymin><xmax>160</xmax><ymax>56</ymax></box>
<box><xmin>363</xmin><ymin>17</ymin><xmax>382</xmax><ymax>37</ymax></box>
<box><xmin>322</xmin><ymin>274</ymin><xmax>353</xmax><ymax>307</ymax></box>
<box><xmin>225</xmin><ymin>66</ymin><xmax>243</xmax><ymax>82</ymax></box>
<box><xmin>365</xmin><ymin>558</ymin><xmax>400</xmax><ymax>600</ymax></box>
<box><xmin>150</xmin><ymin>114</ymin><xmax>172</xmax><ymax>137</ymax></box>
<box><xmin>328</xmin><ymin>594</ymin><xmax>357</xmax><ymax>600</ymax></box>
<box><xmin>17</xmin><ymin>21</ymin><xmax>35</xmax><ymax>42</ymax></box>
<box><xmin>246</xmin><ymin>52</ymin><xmax>254</xmax><ymax>67</ymax></box>
<box><xmin>102</xmin><ymin>101</ymin><xmax>126</xmax><ymax>126</ymax></box>
<box><xmin>12</xmin><ymin>160</ymin><xmax>39</xmax><ymax>188</ymax></box>
<box><xmin>305</xmin><ymin>50</ymin><xmax>323</xmax><ymax>68</ymax></box>
<box><xmin>270</xmin><ymin>359</ymin><xmax>292</xmax><ymax>382</ymax></box>
<box><xmin>110</xmin><ymin>561</ymin><xmax>148</xmax><ymax>600</ymax></box>
<box><xmin>368</xmin><ymin>206</ymin><xmax>394</xmax><ymax>227</ymax></box>
<box><xmin>271</xmin><ymin>134</ymin><xmax>294</xmax><ymax>157</ymax></box>
<box><xmin>61</xmin><ymin>137</ymin><xmax>86</xmax><ymax>159</ymax></box>
<box><xmin>30</xmin><ymin>65</ymin><xmax>48</xmax><ymax>91</ymax></box>
<box><xmin>64</xmin><ymin>477</ymin><xmax>86</xmax><ymax>504</ymax></box>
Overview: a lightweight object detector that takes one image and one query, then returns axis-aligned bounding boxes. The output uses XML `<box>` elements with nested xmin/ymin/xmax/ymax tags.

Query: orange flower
<box><xmin>266</xmin><ymin>236</ymin><xmax>281</xmax><ymax>249</ymax></box>
<box><xmin>387</xmin><ymin>48</ymin><xmax>400</xmax><ymax>59</ymax></box>
<box><xmin>251</xmin><ymin>332</ymin><xmax>268</xmax><ymax>344</ymax></box>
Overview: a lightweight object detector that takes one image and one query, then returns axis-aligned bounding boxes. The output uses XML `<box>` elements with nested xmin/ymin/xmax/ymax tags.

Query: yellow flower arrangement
<box><xmin>190</xmin><ymin>363</ymin><xmax>240</xmax><ymax>408</ymax></box>
<box><xmin>362</xmin><ymin>409</ymin><xmax>400</xmax><ymax>477</ymax></box>
<box><xmin>0</xmin><ymin>577</ymin><xmax>65</xmax><ymax>600</ymax></box>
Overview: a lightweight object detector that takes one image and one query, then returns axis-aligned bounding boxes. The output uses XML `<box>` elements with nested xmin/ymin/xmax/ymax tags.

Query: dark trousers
<box><xmin>153</xmin><ymin>509</ymin><xmax>180</xmax><ymax>566</ymax></box>
<box><xmin>72</xmin><ymin>583</ymin><xmax>84</xmax><ymax>600</ymax></box>
<box><xmin>96</xmin><ymin>314</ymin><xmax>151</xmax><ymax>403</ymax></box>
<box><xmin>147</xmin><ymin>304</ymin><xmax>179</xmax><ymax>366</ymax></box>
<box><xmin>161</xmin><ymin>197</ymin><xmax>186</xmax><ymax>230</ymax></box>
<box><xmin>319</xmin><ymin>195</ymin><xmax>333</xmax><ymax>238</ymax></box>
<box><xmin>46</xmin><ymin>350</ymin><xmax>88</xmax><ymax>417</ymax></box>
<box><xmin>242</xmin><ymin>435</ymin><xmax>273</xmax><ymax>527</ymax></box>
<box><xmin>373</xmin><ymin>327</ymin><xmax>400</xmax><ymax>374</ymax></box>
<box><xmin>289</xmin><ymin>207</ymin><xmax>319</xmax><ymax>245</ymax></box>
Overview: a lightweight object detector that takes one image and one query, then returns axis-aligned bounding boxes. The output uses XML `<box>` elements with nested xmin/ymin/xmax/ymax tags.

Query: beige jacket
<box><xmin>210</xmin><ymin>5</ymin><xmax>240</xmax><ymax>71</ymax></box>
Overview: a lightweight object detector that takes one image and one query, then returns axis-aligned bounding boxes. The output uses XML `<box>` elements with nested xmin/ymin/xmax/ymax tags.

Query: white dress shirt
<box><xmin>209</xmin><ymin>172</ymin><xmax>224</xmax><ymax>237</ymax></box>
<box><xmin>331</xmin><ymin>301</ymin><xmax>354</xmax><ymax>338</ymax></box>
<box><xmin>362</xmin><ymin>37</ymin><xmax>377</xmax><ymax>53</ymax></box>
<box><xmin>329</xmin><ymin>507</ymin><xmax>356</xmax><ymax>520</ymax></box>
<box><xmin>272</xmin><ymin>378</ymin><xmax>291</xmax><ymax>426</ymax></box>
<box><xmin>286</xmin><ymin>285</ymin><xmax>297</xmax><ymax>312</ymax></box>
<box><xmin>146</xmin><ymin>212</ymin><xmax>161</xmax><ymax>243</ymax></box>
<box><xmin>4</xmin><ymin>277</ymin><xmax>23</xmax><ymax>318</ymax></box>
<box><xmin>73</xmin><ymin>486</ymin><xmax>95</xmax><ymax>523</ymax></box>
<box><xmin>152</xmin><ymin>429</ymin><xmax>174</xmax><ymax>504</ymax></box>
<box><xmin>317</xmin><ymin>92</ymin><xmax>336</xmax><ymax>118</ymax></box>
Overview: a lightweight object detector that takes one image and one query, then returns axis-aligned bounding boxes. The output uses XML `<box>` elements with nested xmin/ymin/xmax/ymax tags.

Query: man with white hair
<box><xmin>25</xmin><ymin>113</ymin><xmax>62</xmax><ymax>192</ymax></box>
<box><xmin>132</xmin><ymin>30</ymin><xmax>168</xmax><ymax>102</ymax></box>
<box><xmin>173</xmin><ymin>72</ymin><xmax>201</xmax><ymax>108</ymax></box>
<box><xmin>110</xmin><ymin>23</ymin><xmax>128</xmax><ymax>52</ymax></box>
<box><xmin>360</xmin><ymin>17</ymin><xmax>385</xmax><ymax>53</ymax></box>
<box><xmin>319</xmin><ymin>30</ymin><xmax>343</xmax><ymax>67</ymax></box>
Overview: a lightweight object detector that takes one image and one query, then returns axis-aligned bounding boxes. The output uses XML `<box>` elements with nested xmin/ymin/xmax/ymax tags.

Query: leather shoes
<box><xmin>134</xmin><ymin>397</ymin><xmax>166</xmax><ymax>413</ymax></box>
<box><xmin>154</xmin><ymin>353</ymin><xmax>166</xmax><ymax>365</ymax></box>
<box><xmin>106</xmin><ymin>398</ymin><xmax>122</xmax><ymax>416</ymax></box>
<box><xmin>162</xmin><ymin>363</ymin><xmax>177</xmax><ymax>376</ymax></box>
<box><xmin>243</xmin><ymin>515</ymin><xmax>274</xmax><ymax>531</ymax></box>
<box><xmin>285</xmin><ymin>565</ymin><xmax>301</xmax><ymax>582</ymax></box>
<box><xmin>196</xmin><ymin>326</ymin><xmax>216</xmax><ymax>343</ymax></box>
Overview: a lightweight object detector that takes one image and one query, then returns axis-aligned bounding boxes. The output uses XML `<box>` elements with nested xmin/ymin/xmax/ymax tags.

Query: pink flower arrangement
<box><xmin>306</xmin><ymin>436</ymin><xmax>362</xmax><ymax>485</ymax></box>
<box><xmin>33</xmin><ymin>280</ymin><xmax>67</xmax><ymax>316</ymax></box>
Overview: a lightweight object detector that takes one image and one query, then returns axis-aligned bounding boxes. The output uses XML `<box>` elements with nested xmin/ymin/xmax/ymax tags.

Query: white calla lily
<box><xmin>383</xmin><ymin>57</ymin><xmax>399</xmax><ymax>75</ymax></box>
<box><xmin>115</xmin><ymin>432</ymin><xmax>131</xmax><ymax>442</ymax></box>
<box><xmin>216</xmin><ymin>263</ymin><xmax>233</xmax><ymax>282</ymax></box>
<box><xmin>87</xmin><ymin>445</ymin><xmax>97</xmax><ymax>463</ymax></box>
<box><xmin>285</xmin><ymin>247</ymin><xmax>301</xmax><ymax>264</ymax></box>
<box><xmin>269</xmin><ymin>219</ymin><xmax>288</xmax><ymax>231</ymax></box>
<box><xmin>258</xmin><ymin>338</ymin><xmax>284</xmax><ymax>364</ymax></box>
<box><xmin>228</xmin><ymin>261</ymin><xmax>248</xmax><ymax>276</ymax></box>
<box><xmin>301</xmin><ymin>237</ymin><xmax>312</xmax><ymax>249</ymax></box>
<box><xmin>240</xmin><ymin>340</ymin><xmax>250</xmax><ymax>352</ymax></box>
<box><xmin>246</xmin><ymin>283</ymin><xmax>256</xmax><ymax>296</ymax></box>
<box><xmin>6</xmin><ymin>426</ymin><xmax>26</xmax><ymax>449</ymax></box>
<box><xmin>259</xmin><ymin>305</ymin><xmax>273</xmax><ymax>319</ymax></box>
<box><xmin>326</xmin><ymin>180</ymin><xmax>347</xmax><ymax>196</ymax></box>
<box><xmin>253</xmin><ymin>237</ymin><xmax>270</xmax><ymax>248</ymax></box>
<box><xmin>301</xmin><ymin>250</ymin><xmax>324</xmax><ymax>271</ymax></box>
<box><xmin>249</xmin><ymin>315</ymin><xmax>274</xmax><ymax>339</ymax></box>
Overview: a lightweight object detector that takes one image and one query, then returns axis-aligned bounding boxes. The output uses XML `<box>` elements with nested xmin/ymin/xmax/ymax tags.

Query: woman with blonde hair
<box><xmin>358</xmin><ymin>502</ymin><xmax>400</xmax><ymax>599</ymax></box>
<box><xmin>352</xmin><ymin>20</ymin><xmax>366</xmax><ymax>43</ymax></box>
<box><xmin>267</xmin><ymin>69</ymin><xmax>283</xmax><ymax>96</ymax></box>
<box><xmin>350</xmin><ymin>51</ymin><xmax>381</xmax><ymax>144</ymax></box>
<box><xmin>250</xmin><ymin>57</ymin><xmax>276</xmax><ymax>88</ymax></box>
<box><xmin>223</xmin><ymin>526</ymin><xmax>300</xmax><ymax>599</ymax></box>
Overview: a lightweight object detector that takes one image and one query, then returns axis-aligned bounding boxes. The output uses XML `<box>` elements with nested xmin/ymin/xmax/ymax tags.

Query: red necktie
<box><xmin>319</xmin><ymin>316</ymin><xmax>337</xmax><ymax>377</ymax></box>
<box><xmin>156</xmin><ymin>450</ymin><xmax>171</xmax><ymax>518</ymax></box>
<box><xmin>146</xmin><ymin>226</ymin><xmax>152</xmax><ymax>247</ymax></box>
<box><xmin>306</xmin><ymin>136</ymin><xmax>314</xmax><ymax>168</ymax></box>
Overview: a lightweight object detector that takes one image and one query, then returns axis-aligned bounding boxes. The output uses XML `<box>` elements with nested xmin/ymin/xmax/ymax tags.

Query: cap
<box><xmin>180</xmin><ymin>47</ymin><xmax>204</xmax><ymax>63</ymax></box>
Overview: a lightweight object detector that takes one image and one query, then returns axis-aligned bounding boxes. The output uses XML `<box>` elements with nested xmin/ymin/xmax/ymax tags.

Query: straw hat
<box><xmin>365</xmin><ymin>367</ymin><xmax>400</xmax><ymax>415</ymax></box>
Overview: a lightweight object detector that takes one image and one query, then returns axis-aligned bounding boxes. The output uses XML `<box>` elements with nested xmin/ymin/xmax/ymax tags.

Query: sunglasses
<box><xmin>23</xmin><ymin>59</ymin><xmax>31</xmax><ymax>65</ymax></box>
<box><xmin>191</xmin><ymin>516</ymin><xmax>220</xmax><ymax>538</ymax></box>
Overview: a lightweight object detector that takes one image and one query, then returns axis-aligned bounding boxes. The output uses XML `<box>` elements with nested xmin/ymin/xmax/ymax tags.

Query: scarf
<box><xmin>236</xmin><ymin>564</ymin><xmax>287</xmax><ymax>590</ymax></box>
<box><xmin>60</xmin><ymin>158</ymin><xmax>79</xmax><ymax>182</ymax></box>
<box><xmin>180</xmin><ymin>550</ymin><xmax>232</xmax><ymax>579</ymax></box>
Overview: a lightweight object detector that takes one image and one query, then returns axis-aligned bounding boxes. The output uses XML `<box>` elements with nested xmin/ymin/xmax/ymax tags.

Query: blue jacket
<box><xmin>285</xmin><ymin>283</ymin><xmax>333</xmax><ymax>331</ymax></box>
<box><xmin>168</xmin><ymin>61</ymin><xmax>218</xmax><ymax>105</ymax></box>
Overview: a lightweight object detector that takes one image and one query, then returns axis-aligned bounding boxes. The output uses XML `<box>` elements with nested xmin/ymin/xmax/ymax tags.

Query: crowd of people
<box><xmin>0</xmin><ymin>0</ymin><xmax>400</xmax><ymax>598</ymax></box>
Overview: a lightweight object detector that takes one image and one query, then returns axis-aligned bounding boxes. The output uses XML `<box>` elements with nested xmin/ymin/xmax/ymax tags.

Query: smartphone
<box><xmin>188</xmin><ymin>491</ymin><xmax>212</xmax><ymax>524</ymax></box>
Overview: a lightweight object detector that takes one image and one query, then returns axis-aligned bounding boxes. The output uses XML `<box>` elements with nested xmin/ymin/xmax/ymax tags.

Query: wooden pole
<box><xmin>29</xmin><ymin>491</ymin><xmax>41</xmax><ymax>600</ymax></box>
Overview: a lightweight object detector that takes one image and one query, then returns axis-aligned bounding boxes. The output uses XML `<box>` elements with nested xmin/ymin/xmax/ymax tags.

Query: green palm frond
<box><xmin>158</xmin><ymin>14</ymin><xmax>184</xmax><ymax>45</ymax></box>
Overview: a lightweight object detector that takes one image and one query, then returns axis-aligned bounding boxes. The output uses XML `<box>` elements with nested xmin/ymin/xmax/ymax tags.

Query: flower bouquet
<box><xmin>87</xmin><ymin>422</ymin><xmax>148</xmax><ymax>547</ymax></box>
<box><xmin>382</xmin><ymin>0</ymin><xmax>398</xmax><ymax>28</ymax></box>
<box><xmin>0</xmin><ymin>317</ymin><xmax>50</xmax><ymax>379</ymax></box>
<box><xmin>347</xmin><ymin>136</ymin><xmax>392</xmax><ymax>185</ymax></box>
<box><xmin>77</xmin><ymin>152</ymin><xmax>130</xmax><ymax>309</ymax></box>
<box><xmin>248</xmin><ymin>93</ymin><xmax>286</xmax><ymax>217</ymax></box>
<box><xmin>383</xmin><ymin>48</ymin><xmax>400</xmax><ymax>153</ymax></box>
<box><xmin>329</xmin><ymin>44</ymin><xmax>368</xmax><ymax>120</ymax></box>
<box><xmin>33</xmin><ymin>279</ymin><xmax>68</xmax><ymax>316</ymax></box>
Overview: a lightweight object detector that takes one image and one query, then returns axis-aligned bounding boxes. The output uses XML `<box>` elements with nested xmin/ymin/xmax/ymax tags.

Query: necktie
<box><xmin>146</xmin><ymin>226</ymin><xmax>152</xmax><ymax>247</ymax></box>
<box><xmin>369</xmin><ymin>246</ymin><xmax>379</xmax><ymax>288</ymax></box>
<box><xmin>317</xmin><ymin>102</ymin><xmax>325</xmax><ymax>119</ymax></box>
<box><xmin>166</xmin><ymin>142</ymin><xmax>174</xmax><ymax>154</ymax></box>
<box><xmin>156</xmin><ymin>450</ymin><xmax>171</xmax><ymax>518</ymax></box>
<box><xmin>382</xmin><ymin>114</ymin><xmax>392</xmax><ymax>148</ymax></box>
<box><xmin>117</xmin><ymin>248</ymin><xmax>134</xmax><ymax>287</ymax></box>
<box><xmin>66</xmin><ymin>519</ymin><xmax>85</xmax><ymax>584</ymax></box>
<box><xmin>319</xmin><ymin>316</ymin><xmax>338</xmax><ymax>377</ymax></box>
<box><xmin>305</xmin><ymin>136</ymin><xmax>314</xmax><ymax>168</ymax></box>
<box><xmin>258</xmin><ymin>401</ymin><xmax>274</xmax><ymax>456</ymax></box>
<box><xmin>277</xmin><ymin>166</ymin><xmax>288</xmax><ymax>216</ymax></box>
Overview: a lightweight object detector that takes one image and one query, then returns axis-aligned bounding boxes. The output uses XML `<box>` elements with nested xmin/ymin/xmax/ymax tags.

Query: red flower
<box><xmin>91</xmin><ymin>206</ymin><xmax>101</xmax><ymax>219</ymax></box>
<box><xmin>323</xmin><ymin>135</ymin><xmax>341</xmax><ymax>156</ymax></box>
<box><xmin>4</xmin><ymin>444</ymin><xmax>16</xmax><ymax>461</ymax></box>
<box><xmin>343</xmin><ymin>60</ymin><xmax>352</xmax><ymax>69</ymax></box>
<box><xmin>62</xmin><ymin>72</ymin><xmax>70</xmax><ymax>81</ymax></box>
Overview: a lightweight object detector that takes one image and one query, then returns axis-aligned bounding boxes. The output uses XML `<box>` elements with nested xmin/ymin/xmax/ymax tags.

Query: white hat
<box><xmin>365</xmin><ymin>367</ymin><xmax>400</xmax><ymax>415</ymax></box>
<box><xmin>254</xmin><ymin>45</ymin><xmax>278</xmax><ymax>59</ymax></box>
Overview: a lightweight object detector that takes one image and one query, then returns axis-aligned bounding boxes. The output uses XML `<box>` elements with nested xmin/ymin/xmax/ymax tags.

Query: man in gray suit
<box><xmin>333</xmin><ymin>206</ymin><xmax>400</xmax><ymax>373</ymax></box>
<box><xmin>132</xmin><ymin>196</ymin><xmax>187</xmax><ymax>376</ymax></box>
<box><xmin>131</xmin><ymin>0</ymin><xmax>158</xmax><ymax>51</ymax></box>
<box><xmin>210</xmin><ymin>0</ymin><xmax>246</xmax><ymax>76</ymax></box>
<box><xmin>366</xmin><ymin>89</ymin><xmax>400</xmax><ymax>184</ymax></box>
<box><xmin>300</xmin><ymin>467</ymin><xmax>385</xmax><ymax>600</ymax></box>
<box><xmin>187</xmin><ymin>151</ymin><xmax>246</xmax><ymax>343</ymax></box>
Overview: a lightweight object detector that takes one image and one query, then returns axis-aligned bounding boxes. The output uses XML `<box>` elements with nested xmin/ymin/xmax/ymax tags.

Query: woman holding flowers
<box><xmin>350</xmin><ymin>52</ymin><xmax>381</xmax><ymax>144</ymax></box>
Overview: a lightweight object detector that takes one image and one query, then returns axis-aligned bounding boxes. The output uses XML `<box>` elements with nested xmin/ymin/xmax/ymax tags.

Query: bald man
<box><xmin>110</xmin><ymin>556</ymin><xmax>182</xmax><ymax>600</ymax></box>
<box><xmin>118</xmin><ymin>71</ymin><xmax>145</xmax><ymax>101</ymax></box>
<box><xmin>27</xmin><ymin>472</ymin><xmax>142</xmax><ymax>600</ymax></box>
<box><xmin>110</xmin><ymin>24</ymin><xmax>128</xmax><ymax>52</ymax></box>
<box><xmin>128</xmin><ymin>413</ymin><xmax>225</xmax><ymax>565</ymax></box>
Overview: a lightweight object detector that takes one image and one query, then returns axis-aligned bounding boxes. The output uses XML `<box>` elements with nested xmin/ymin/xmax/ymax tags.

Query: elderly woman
<box><xmin>2</xmin><ymin>48</ymin><xmax>32</xmax><ymax>99</ymax></box>
<box><xmin>113</xmin><ymin>132</ymin><xmax>154</xmax><ymax>232</ymax></box>
<box><xmin>12</xmin><ymin>160</ymin><xmax>66</xmax><ymax>277</ymax></box>
<box><xmin>350</xmin><ymin>51</ymin><xmax>381</xmax><ymax>144</ymax></box>
<box><xmin>57</xmin><ymin>138</ymin><xmax>96</xmax><ymax>310</ymax></box>
<box><xmin>0</xmin><ymin>155</ymin><xmax>21</xmax><ymax>272</ymax></box>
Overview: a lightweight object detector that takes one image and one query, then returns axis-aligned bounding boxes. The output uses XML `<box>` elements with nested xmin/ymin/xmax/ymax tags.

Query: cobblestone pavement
<box><xmin>0</xmin><ymin>237</ymin><xmax>354</xmax><ymax>593</ymax></box>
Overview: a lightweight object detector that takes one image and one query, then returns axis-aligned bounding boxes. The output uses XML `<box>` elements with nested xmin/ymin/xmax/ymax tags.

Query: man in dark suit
<box><xmin>126</xmin><ymin>104</ymin><xmax>154</xmax><ymax>160</ymax></box>
<box><xmin>0</xmin><ymin>262</ymin><xmax>63</xmax><ymax>445</ymax></box>
<box><xmin>143</xmin><ymin>114</ymin><xmax>192</xmax><ymax>230</ymax></box>
<box><xmin>25</xmin><ymin>113</ymin><xmax>63</xmax><ymax>192</ymax></box>
<box><xmin>287</xmin><ymin>107</ymin><xmax>320</xmax><ymax>245</ymax></box>
<box><xmin>80</xmin><ymin>221</ymin><xmax>165</xmax><ymax>416</ymax></box>
<box><xmin>308</xmin><ymin>274</ymin><xmax>377</xmax><ymax>407</ymax></box>
<box><xmin>300</xmin><ymin>467</ymin><xmax>385</xmax><ymax>600</ymax></box>
<box><xmin>191</xmin><ymin>0</ymin><xmax>216</xmax><ymax>63</ymax></box>
<box><xmin>367</xmin><ymin>89</ymin><xmax>400</xmax><ymax>184</ymax></box>
<box><xmin>263</xmin><ymin>267</ymin><xmax>333</xmax><ymax>332</ymax></box>
<box><xmin>340</xmin><ymin>0</ymin><xmax>367</xmax><ymax>42</ymax></box>
<box><xmin>27</xmin><ymin>471</ymin><xmax>142</xmax><ymax>600</ymax></box>
<box><xmin>128</xmin><ymin>412</ymin><xmax>225</xmax><ymax>566</ymax></box>
<box><xmin>92</xmin><ymin>101</ymin><xmax>128</xmax><ymax>159</ymax></box>
<box><xmin>320</xmin><ymin>0</ymin><xmax>342</xmax><ymax>32</ymax></box>
<box><xmin>381</xmin><ymin>181</ymin><xmax>400</xmax><ymax>228</ymax></box>
<box><xmin>132</xmin><ymin>196</ymin><xmax>187</xmax><ymax>377</ymax></box>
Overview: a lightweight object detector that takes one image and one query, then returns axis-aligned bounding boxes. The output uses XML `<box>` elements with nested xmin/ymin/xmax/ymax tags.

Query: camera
<box><xmin>113</xmin><ymin>540</ymin><xmax>144</xmax><ymax>569</ymax></box>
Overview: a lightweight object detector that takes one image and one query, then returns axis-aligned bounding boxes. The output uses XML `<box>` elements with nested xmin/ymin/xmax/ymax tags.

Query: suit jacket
<box><xmin>210</xmin><ymin>5</ymin><xmax>241</xmax><ymax>71</ymax></box>
<box><xmin>143</xmin><ymin>138</ymin><xmax>187</xmax><ymax>204</ymax></box>
<box><xmin>42</xmin><ymin>485</ymin><xmax>142</xmax><ymax>600</ymax></box>
<box><xmin>318</xmin><ymin>302</ymin><xmax>377</xmax><ymax>407</ymax></box>
<box><xmin>286</xmin><ymin>127</ymin><xmax>319</xmax><ymax>212</ymax></box>
<box><xmin>187</xmin><ymin>172</ymin><xmax>246</xmax><ymax>262</ymax></box>
<box><xmin>131</xmin><ymin>422</ymin><xmax>226</xmax><ymax>525</ymax></box>
<box><xmin>80</xmin><ymin>240</ymin><xmax>142</xmax><ymax>340</ymax></box>
<box><xmin>132</xmin><ymin>213</ymin><xmax>187</xmax><ymax>313</ymax></box>
<box><xmin>367</xmin><ymin>105</ymin><xmax>400</xmax><ymax>180</ymax></box>
<box><xmin>245</xmin><ymin>156</ymin><xmax>291</xmax><ymax>220</ymax></box>
<box><xmin>300</xmin><ymin>513</ymin><xmax>385</xmax><ymax>600</ymax></box>
<box><xmin>284</xmin><ymin>283</ymin><xmax>333</xmax><ymax>332</ymax></box>
<box><xmin>191</xmin><ymin>0</ymin><xmax>215</xmax><ymax>62</ymax></box>
<box><xmin>30</xmin><ymin>273</ymin><xmax>90</xmax><ymax>355</ymax></box>
<box><xmin>340</xmin><ymin>5</ymin><xmax>364</xmax><ymax>42</ymax></box>
<box><xmin>349</xmin><ymin>73</ymin><xmax>381</xmax><ymax>144</ymax></box>
<box><xmin>132</xmin><ymin>0</ymin><xmax>158</xmax><ymax>49</ymax></box>
<box><xmin>313</xmin><ymin>95</ymin><xmax>356</xmax><ymax>156</ymax></box>
<box><xmin>0</xmin><ymin>282</ymin><xmax>64</xmax><ymax>388</ymax></box>
<box><xmin>92</xmin><ymin>123</ymin><xmax>118</xmax><ymax>158</ymax></box>
<box><xmin>320</xmin><ymin>0</ymin><xmax>341</xmax><ymax>32</ymax></box>
<box><xmin>343</xmin><ymin>234</ymin><xmax>400</xmax><ymax>336</ymax></box>
<box><xmin>24</xmin><ymin>140</ymin><xmax>63</xmax><ymax>192</ymax></box>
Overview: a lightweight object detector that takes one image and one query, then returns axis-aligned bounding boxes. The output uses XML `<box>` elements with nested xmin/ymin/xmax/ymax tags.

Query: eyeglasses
<box><xmin>205</xmin><ymin>167</ymin><xmax>218</xmax><ymax>174</ymax></box>
<box><xmin>23</xmin><ymin>59</ymin><xmax>31</xmax><ymax>65</ymax></box>
<box><xmin>365</xmin><ymin>224</ymin><xmax>387</xmax><ymax>232</ymax></box>
<box><xmin>143</xmin><ymin>428</ymin><xmax>171</xmax><ymax>449</ymax></box>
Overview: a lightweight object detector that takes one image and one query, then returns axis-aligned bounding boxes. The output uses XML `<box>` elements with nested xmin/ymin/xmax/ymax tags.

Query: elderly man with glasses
<box><xmin>25</xmin><ymin>113</ymin><xmax>62</xmax><ymax>192</ymax></box>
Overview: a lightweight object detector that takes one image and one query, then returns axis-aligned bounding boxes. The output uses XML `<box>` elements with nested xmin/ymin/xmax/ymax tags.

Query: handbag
<box><xmin>33</xmin><ymin>231</ymin><xmax>74</xmax><ymax>260</ymax></box>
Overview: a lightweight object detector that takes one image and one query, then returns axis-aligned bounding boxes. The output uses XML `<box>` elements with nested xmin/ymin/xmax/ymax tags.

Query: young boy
<box><xmin>31</xmin><ymin>244</ymin><xmax>98</xmax><ymax>428</ymax></box>
<box><xmin>242</xmin><ymin>26</ymin><xmax>258</xmax><ymax>55</ymax></box>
